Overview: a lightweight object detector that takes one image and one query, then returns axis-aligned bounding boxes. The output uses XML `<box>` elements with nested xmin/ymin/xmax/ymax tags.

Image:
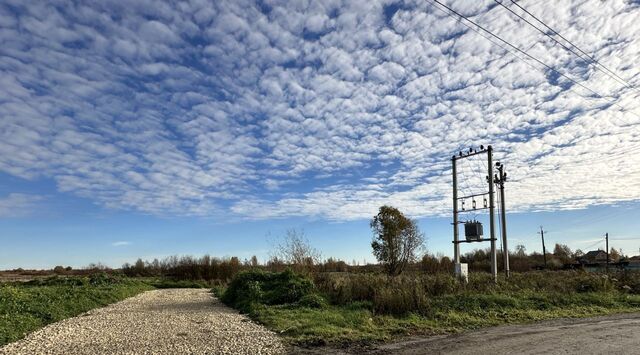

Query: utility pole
<box><xmin>539</xmin><ymin>226</ymin><xmax>547</xmax><ymax>268</ymax></box>
<box><xmin>452</xmin><ymin>156</ymin><xmax>460</xmax><ymax>264</ymax></box>
<box><xmin>451</xmin><ymin>145</ymin><xmax>497</xmax><ymax>283</ymax></box>
<box><xmin>495</xmin><ymin>162</ymin><xmax>509</xmax><ymax>278</ymax></box>
<box><xmin>488</xmin><ymin>146</ymin><xmax>497</xmax><ymax>282</ymax></box>
<box><xmin>605</xmin><ymin>232</ymin><xmax>609</xmax><ymax>273</ymax></box>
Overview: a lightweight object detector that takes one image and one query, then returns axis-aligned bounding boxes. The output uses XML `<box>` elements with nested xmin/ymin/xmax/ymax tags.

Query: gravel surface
<box><xmin>0</xmin><ymin>288</ymin><xmax>286</xmax><ymax>355</ymax></box>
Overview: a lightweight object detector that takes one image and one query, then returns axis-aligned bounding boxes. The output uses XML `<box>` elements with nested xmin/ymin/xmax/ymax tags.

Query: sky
<box><xmin>1</xmin><ymin>0</ymin><xmax>640</xmax><ymax>269</ymax></box>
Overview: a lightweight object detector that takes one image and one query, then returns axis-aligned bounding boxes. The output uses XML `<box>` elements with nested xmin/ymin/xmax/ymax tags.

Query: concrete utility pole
<box><xmin>452</xmin><ymin>157</ymin><xmax>460</xmax><ymax>264</ymax></box>
<box><xmin>539</xmin><ymin>226</ymin><xmax>547</xmax><ymax>268</ymax></box>
<box><xmin>605</xmin><ymin>232</ymin><xmax>609</xmax><ymax>273</ymax></box>
<box><xmin>451</xmin><ymin>145</ymin><xmax>497</xmax><ymax>283</ymax></box>
<box><xmin>496</xmin><ymin>162</ymin><xmax>509</xmax><ymax>278</ymax></box>
<box><xmin>488</xmin><ymin>146</ymin><xmax>497</xmax><ymax>282</ymax></box>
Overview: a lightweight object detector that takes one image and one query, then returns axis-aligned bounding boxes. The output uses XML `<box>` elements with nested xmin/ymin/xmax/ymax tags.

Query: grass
<box><xmin>139</xmin><ymin>277</ymin><xmax>213</xmax><ymax>289</ymax></box>
<box><xmin>249</xmin><ymin>291</ymin><xmax>640</xmax><ymax>346</ymax></box>
<box><xmin>218</xmin><ymin>270</ymin><xmax>640</xmax><ymax>346</ymax></box>
<box><xmin>0</xmin><ymin>274</ymin><xmax>153</xmax><ymax>346</ymax></box>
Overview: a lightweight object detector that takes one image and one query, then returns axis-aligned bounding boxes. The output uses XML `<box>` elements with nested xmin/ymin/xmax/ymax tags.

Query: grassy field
<box><xmin>0</xmin><ymin>274</ymin><xmax>153</xmax><ymax>346</ymax></box>
<box><xmin>216</xmin><ymin>269</ymin><xmax>640</xmax><ymax>346</ymax></box>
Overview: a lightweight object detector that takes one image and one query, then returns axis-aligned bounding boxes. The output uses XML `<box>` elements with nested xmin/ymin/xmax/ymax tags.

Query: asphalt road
<box><xmin>291</xmin><ymin>312</ymin><xmax>640</xmax><ymax>355</ymax></box>
<box><xmin>373</xmin><ymin>312</ymin><xmax>640</xmax><ymax>355</ymax></box>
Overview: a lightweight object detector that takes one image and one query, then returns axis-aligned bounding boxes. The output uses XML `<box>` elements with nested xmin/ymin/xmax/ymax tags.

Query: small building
<box><xmin>579</xmin><ymin>250</ymin><xmax>609</xmax><ymax>264</ymax></box>
<box><xmin>578</xmin><ymin>250</ymin><xmax>612</xmax><ymax>272</ymax></box>
<box><xmin>619</xmin><ymin>256</ymin><xmax>640</xmax><ymax>271</ymax></box>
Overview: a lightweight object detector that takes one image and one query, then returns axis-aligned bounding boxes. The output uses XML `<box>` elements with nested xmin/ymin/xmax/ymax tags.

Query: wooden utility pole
<box><xmin>539</xmin><ymin>226</ymin><xmax>547</xmax><ymax>268</ymax></box>
<box><xmin>496</xmin><ymin>162</ymin><xmax>509</xmax><ymax>278</ymax></box>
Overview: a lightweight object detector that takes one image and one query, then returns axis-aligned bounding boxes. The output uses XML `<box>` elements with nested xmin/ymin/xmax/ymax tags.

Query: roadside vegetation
<box><xmin>217</xmin><ymin>269</ymin><xmax>640</xmax><ymax>346</ymax></box>
<box><xmin>0</xmin><ymin>274</ymin><xmax>152</xmax><ymax>346</ymax></box>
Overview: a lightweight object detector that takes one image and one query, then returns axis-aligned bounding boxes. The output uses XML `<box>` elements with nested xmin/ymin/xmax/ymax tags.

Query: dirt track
<box><xmin>292</xmin><ymin>312</ymin><xmax>640</xmax><ymax>354</ymax></box>
<box><xmin>0</xmin><ymin>289</ymin><xmax>285</xmax><ymax>355</ymax></box>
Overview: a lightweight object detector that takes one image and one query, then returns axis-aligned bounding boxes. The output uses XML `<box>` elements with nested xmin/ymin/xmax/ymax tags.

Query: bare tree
<box><xmin>370</xmin><ymin>205</ymin><xmax>424</xmax><ymax>276</ymax></box>
<box><xmin>272</xmin><ymin>229</ymin><xmax>321</xmax><ymax>272</ymax></box>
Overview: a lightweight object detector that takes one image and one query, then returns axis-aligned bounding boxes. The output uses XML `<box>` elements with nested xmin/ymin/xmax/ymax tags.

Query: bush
<box><xmin>298</xmin><ymin>294</ymin><xmax>328</xmax><ymax>309</ymax></box>
<box><xmin>221</xmin><ymin>269</ymin><xmax>314</xmax><ymax>312</ymax></box>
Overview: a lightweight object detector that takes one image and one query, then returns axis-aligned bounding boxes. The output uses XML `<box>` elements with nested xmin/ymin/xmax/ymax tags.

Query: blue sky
<box><xmin>1</xmin><ymin>0</ymin><xmax>640</xmax><ymax>269</ymax></box>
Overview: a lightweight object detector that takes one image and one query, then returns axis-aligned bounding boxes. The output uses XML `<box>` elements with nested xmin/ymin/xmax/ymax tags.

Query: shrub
<box><xmin>298</xmin><ymin>294</ymin><xmax>328</xmax><ymax>309</ymax></box>
<box><xmin>89</xmin><ymin>273</ymin><xmax>119</xmax><ymax>286</ymax></box>
<box><xmin>221</xmin><ymin>269</ymin><xmax>314</xmax><ymax>312</ymax></box>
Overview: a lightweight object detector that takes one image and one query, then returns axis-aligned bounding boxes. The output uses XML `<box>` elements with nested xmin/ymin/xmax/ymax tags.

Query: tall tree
<box><xmin>553</xmin><ymin>243</ymin><xmax>573</xmax><ymax>263</ymax></box>
<box><xmin>370</xmin><ymin>205</ymin><xmax>424</xmax><ymax>276</ymax></box>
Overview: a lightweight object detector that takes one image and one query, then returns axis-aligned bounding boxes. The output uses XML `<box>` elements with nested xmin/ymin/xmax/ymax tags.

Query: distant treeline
<box><xmin>119</xmin><ymin>255</ymin><xmax>377</xmax><ymax>281</ymax></box>
<box><xmin>118</xmin><ymin>243</ymin><xmax>621</xmax><ymax>281</ymax></box>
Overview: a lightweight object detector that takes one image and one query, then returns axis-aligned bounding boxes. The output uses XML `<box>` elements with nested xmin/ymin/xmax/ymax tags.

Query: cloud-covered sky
<box><xmin>1</xmin><ymin>0</ymin><xmax>639</xmax><ymax>222</ymax></box>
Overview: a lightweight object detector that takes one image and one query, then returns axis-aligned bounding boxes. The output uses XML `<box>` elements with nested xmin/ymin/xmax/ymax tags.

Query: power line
<box><xmin>583</xmin><ymin>238</ymin><xmax>604</xmax><ymax>250</ymax></box>
<box><xmin>505</xmin><ymin>0</ymin><xmax>634</xmax><ymax>89</ymax></box>
<box><xmin>427</xmin><ymin>0</ymin><xmax>640</xmax><ymax>121</ymax></box>
<box><xmin>429</xmin><ymin>0</ymin><xmax>604</xmax><ymax>98</ymax></box>
<box><xmin>494</xmin><ymin>0</ymin><xmax>634</xmax><ymax>89</ymax></box>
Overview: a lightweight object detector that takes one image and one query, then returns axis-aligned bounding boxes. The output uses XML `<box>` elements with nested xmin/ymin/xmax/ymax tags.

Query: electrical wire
<box><xmin>494</xmin><ymin>0</ymin><xmax>634</xmax><ymax>89</ymax></box>
<box><xmin>583</xmin><ymin>238</ymin><xmax>605</xmax><ymax>251</ymax></box>
<box><xmin>505</xmin><ymin>0</ymin><xmax>635</xmax><ymax>89</ymax></box>
<box><xmin>427</xmin><ymin>0</ymin><xmax>640</xmax><ymax>121</ymax></box>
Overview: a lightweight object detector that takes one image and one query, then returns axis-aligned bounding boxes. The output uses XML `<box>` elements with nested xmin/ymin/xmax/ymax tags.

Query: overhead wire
<box><xmin>427</xmin><ymin>0</ymin><xmax>640</xmax><ymax>122</ymax></box>
<box><xmin>505</xmin><ymin>0</ymin><xmax>635</xmax><ymax>89</ymax></box>
<box><xmin>493</xmin><ymin>0</ymin><xmax>634</xmax><ymax>89</ymax></box>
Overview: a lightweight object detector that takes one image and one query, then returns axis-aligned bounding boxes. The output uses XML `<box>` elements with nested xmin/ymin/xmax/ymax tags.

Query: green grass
<box><xmin>0</xmin><ymin>275</ymin><xmax>153</xmax><ymax>346</ymax></box>
<box><xmin>139</xmin><ymin>277</ymin><xmax>212</xmax><ymax>289</ymax></box>
<box><xmin>217</xmin><ymin>270</ymin><xmax>640</xmax><ymax>346</ymax></box>
<box><xmin>249</xmin><ymin>291</ymin><xmax>640</xmax><ymax>346</ymax></box>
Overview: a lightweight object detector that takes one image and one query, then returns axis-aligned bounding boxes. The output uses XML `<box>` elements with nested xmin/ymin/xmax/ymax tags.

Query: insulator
<box><xmin>459</xmin><ymin>151</ymin><xmax>463</xmax><ymax>157</ymax></box>
<box><xmin>461</xmin><ymin>201</ymin><xmax>465</xmax><ymax>210</ymax></box>
<box><xmin>483</xmin><ymin>198</ymin><xmax>487</xmax><ymax>208</ymax></box>
<box><xmin>480</xmin><ymin>145</ymin><xmax>484</xmax><ymax>150</ymax></box>
<box><xmin>472</xmin><ymin>200</ymin><xmax>476</xmax><ymax>209</ymax></box>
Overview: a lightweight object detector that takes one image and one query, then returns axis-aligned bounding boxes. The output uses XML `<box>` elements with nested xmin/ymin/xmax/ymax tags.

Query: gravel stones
<box><xmin>0</xmin><ymin>288</ymin><xmax>286</xmax><ymax>355</ymax></box>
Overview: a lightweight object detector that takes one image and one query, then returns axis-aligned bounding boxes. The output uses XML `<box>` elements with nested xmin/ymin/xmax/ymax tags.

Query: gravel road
<box><xmin>0</xmin><ymin>288</ymin><xmax>286</xmax><ymax>355</ymax></box>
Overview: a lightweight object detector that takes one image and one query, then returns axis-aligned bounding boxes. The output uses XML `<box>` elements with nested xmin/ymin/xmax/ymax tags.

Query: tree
<box><xmin>553</xmin><ymin>243</ymin><xmax>573</xmax><ymax>264</ymax></box>
<box><xmin>273</xmin><ymin>229</ymin><xmax>321</xmax><ymax>273</ymax></box>
<box><xmin>370</xmin><ymin>205</ymin><xmax>424</xmax><ymax>276</ymax></box>
<box><xmin>610</xmin><ymin>247</ymin><xmax>621</xmax><ymax>262</ymax></box>
<box><xmin>250</xmin><ymin>255</ymin><xmax>259</xmax><ymax>267</ymax></box>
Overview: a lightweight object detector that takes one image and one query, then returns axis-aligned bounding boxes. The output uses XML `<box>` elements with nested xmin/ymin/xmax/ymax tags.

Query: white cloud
<box><xmin>111</xmin><ymin>241</ymin><xmax>131</xmax><ymax>247</ymax></box>
<box><xmin>0</xmin><ymin>0</ymin><xmax>639</xmax><ymax>221</ymax></box>
<box><xmin>0</xmin><ymin>193</ymin><xmax>44</xmax><ymax>218</ymax></box>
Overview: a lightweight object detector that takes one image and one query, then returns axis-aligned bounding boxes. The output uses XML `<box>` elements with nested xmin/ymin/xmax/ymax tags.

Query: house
<box><xmin>579</xmin><ymin>250</ymin><xmax>609</xmax><ymax>264</ymax></box>
<box><xmin>619</xmin><ymin>255</ymin><xmax>640</xmax><ymax>271</ymax></box>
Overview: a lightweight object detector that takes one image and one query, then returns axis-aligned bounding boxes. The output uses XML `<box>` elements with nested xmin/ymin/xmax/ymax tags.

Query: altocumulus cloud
<box><xmin>0</xmin><ymin>193</ymin><xmax>44</xmax><ymax>218</ymax></box>
<box><xmin>0</xmin><ymin>0</ymin><xmax>639</xmax><ymax>221</ymax></box>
